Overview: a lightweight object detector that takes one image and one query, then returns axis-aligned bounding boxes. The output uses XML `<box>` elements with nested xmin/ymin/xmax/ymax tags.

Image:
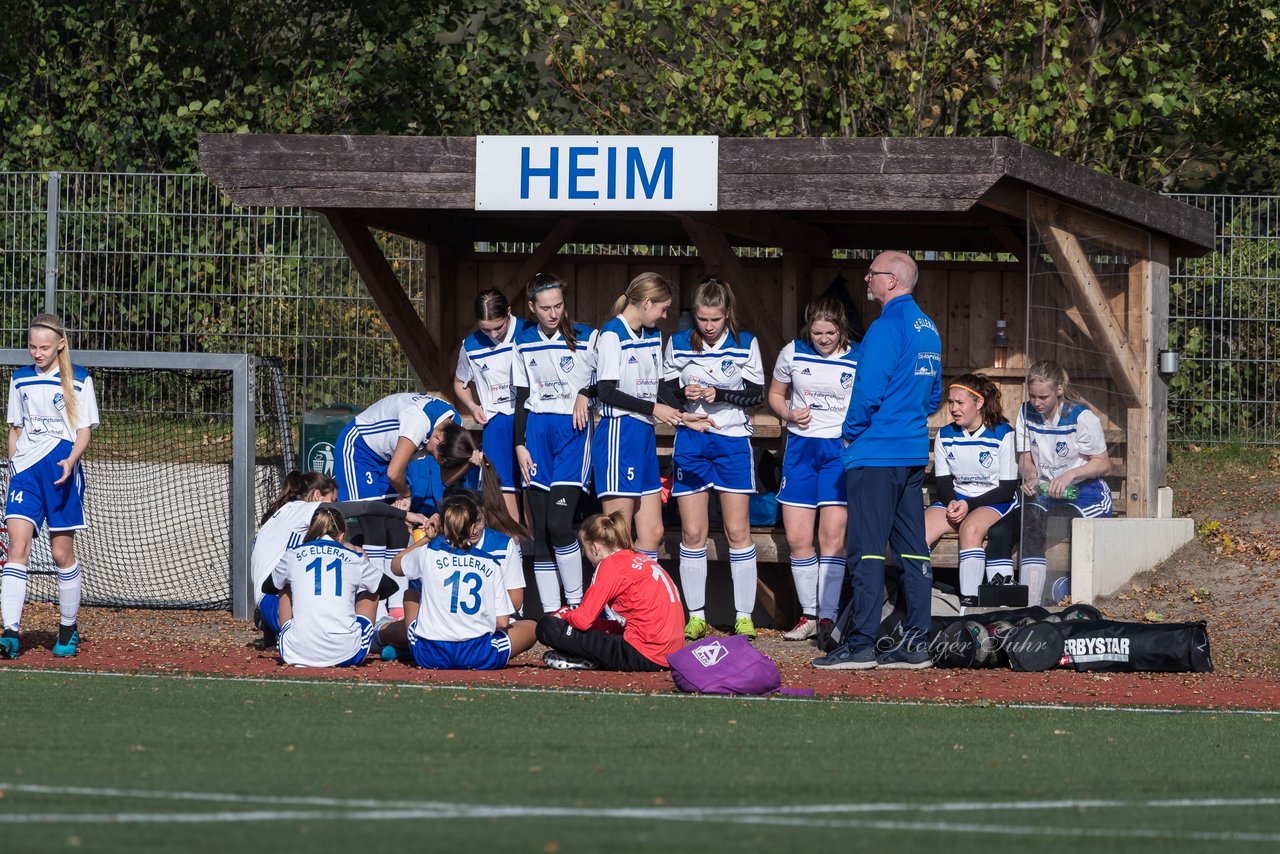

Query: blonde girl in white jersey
<box><xmin>1</xmin><ymin>314</ymin><xmax>99</xmax><ymax>659</ymax></box>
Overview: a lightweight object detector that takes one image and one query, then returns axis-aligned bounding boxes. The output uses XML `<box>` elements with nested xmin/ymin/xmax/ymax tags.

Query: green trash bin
<box><xmin>299</xmin><ymin>404</ymin><xmax>359</xmax><ymax>477</ymax></box>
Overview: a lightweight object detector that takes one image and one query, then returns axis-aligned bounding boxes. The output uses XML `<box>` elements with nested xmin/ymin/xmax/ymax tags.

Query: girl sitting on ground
<box><xmin>536</xmin><ymin>511</ymin><xmax>685</xmax><ymax>672</ymax></box>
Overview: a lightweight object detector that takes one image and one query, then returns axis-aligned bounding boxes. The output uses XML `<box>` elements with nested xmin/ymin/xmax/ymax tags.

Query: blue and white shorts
<box><xmin>777</xmin><ymin>434</ymin><xmax>844</xmax><ymax>509</ymax></box>
<box><xmin>672</xmin><ymin>430</ymin><xmax>755</xmax><ymax>496</ymax></box>
<box><xmin>482</xmin><ymin>413</ymin><xmax>518</xmax><ymax>493</ymax></box>
<box><xmin>523</xmin><ymin>412</ymin><xmax>591</xmax><ymax>491</ymax></box>
<box><xmin>4</xmin><ymin>441</ymin><xmax>87</xmax><ymax>531</ymax></box>
<box><xmin>592</xmin><ymin>417</ymin><xmax>660</xmax><ymax>498</ymax></box>
<box><xmin>276</xmin><ymin>615</ymin><xmax>375</xmax><ymax>668</ymax></box>
<box><xmin>335</xmin><ymin>423</ymin><xmax>393</xmax><ymax>501</ymax></box>
<box><xmin>409</xmin><ymin>629</ymin><xmax>513</xmax><ymax>670</ymax></box>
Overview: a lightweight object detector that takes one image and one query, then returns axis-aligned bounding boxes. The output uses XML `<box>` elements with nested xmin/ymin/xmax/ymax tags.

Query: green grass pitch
<box><xmin>0</xmin><ymin>670</ymin><xmax>1277</xmax><ymax>852</ymax></box>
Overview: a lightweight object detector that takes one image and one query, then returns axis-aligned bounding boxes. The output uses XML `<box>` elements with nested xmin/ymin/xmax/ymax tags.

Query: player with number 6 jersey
<box><xmin>662</xmin><ymin>277</ymin><xmax>765</xmax><ymax>642</ymax></box>
<box><xmin>512</xmin><ymin>273</ymin><xmax>598</xmax><ymax>615</ymax></box>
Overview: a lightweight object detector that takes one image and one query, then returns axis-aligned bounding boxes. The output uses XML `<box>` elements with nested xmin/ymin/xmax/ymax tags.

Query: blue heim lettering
<box><xmin>520</xmin><ymin>145</ymin><xmax>675</xmax><ymax>201</ymax></box>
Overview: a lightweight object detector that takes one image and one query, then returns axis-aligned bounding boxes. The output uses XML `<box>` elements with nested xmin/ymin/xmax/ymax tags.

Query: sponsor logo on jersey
<box><xmin>480</xmin><ymin>362</ymin><xmax>490</xmax><ymax>372</ymax></box>
<box><xmin>555</xmin><ymin>497</ymin><xmax>568</xmax><ymax>506</ymax></box>
<box><xmin>1055</xmin><ymin>441</ymin><xmax>1069</xmax><ymax>457</ymax></box>
<box><xmin>800</xmin><ymin>367</ymin><xmax>811</xmax><ymax>375</ymax></box>
<box><xmin>627</xmin><ymin>355</ymin><xmax>639</xmax><ymax>364</ymax></box>
<box><xmin>913</xmin><ymin>352</ymin><xmax>941</xmax><ymax>377</ymax></box>
<box><xmin>720</xmin><ymin>359</ymin><xmax>737</xmax><ymax>377</ymax></box>
<box><xmin>560</xmin><ymin>356</ymin><xmax>575</xmax><ymax>373</ymax></box>
<box><xmin>529</xmin><ymin>358</ymin><xmax>538</xmax><ymax>367</ymax></box>
<box><xmin>946</xmin><ymin>449</ymin><xmax>956</xmax><ymax>462</ymax></box>
<box><xmin>693</xmin><ymin>639</ymin><xmax>728</xmax><ymax>667</ymax></box>
<box><xmin>978</xmin><ymin>450</ymin><xmax>992</xmax><ymax>468</ymax></box>
<box><xmin>840</xmin><ymin>371</ymin><xmax>853</xmax><ymax>389</ymax></box>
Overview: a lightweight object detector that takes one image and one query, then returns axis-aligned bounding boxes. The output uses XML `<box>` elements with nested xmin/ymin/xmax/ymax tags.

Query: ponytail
<box><xmin>609</xmin><ymin>271</ymin><xmax>675</xmax><ymax>321</ymax></box>
<box><xmin>261</xmin><ymin>470</ymin><xmax>338</xmax><ymax>525</ymax></box>
<box><xmin>527</xmin><ymin>272</ymin><xmax>578</xmax><ymax>351</ymax></box>
<box><xmin>30</xmin><ymin>314</ymin><xmax>79</xmax><ymax>430</ymax></box>
<box><xmin>304</xmin><ymin>506</ymin><xmax>346</xmax><ymax>542</ymax></box>
<box><xmin>949</xmin><ymin>372</ymin><xmax>1006</xmax><ymax>430</ymax></box>
<box><xmin>578</xmin><ymin>511</ymin><xmax>634</xmax><ymax>553</ymax></box>
<box><xmin>476</xmin><ymin>457</ymin><xmax>528</xmax><ymax>541</ymax></box>
<box><xmin>439</xmin><ymin>492</ymin><xmax>484</xmax><ymax>550</ymax></box>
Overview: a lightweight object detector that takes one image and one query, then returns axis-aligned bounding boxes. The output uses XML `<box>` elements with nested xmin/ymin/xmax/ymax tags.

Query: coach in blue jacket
<box><xmin>814</xmin><ymin>251</ymin><xmax>942</xmax><ymax>671</ymax></box>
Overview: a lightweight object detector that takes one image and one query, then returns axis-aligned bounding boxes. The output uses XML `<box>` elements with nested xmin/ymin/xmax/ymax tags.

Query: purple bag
<box><xmin>669</xmin><ymin>636</ymin><xmax>788</xmax><ymax>695</ymax></box>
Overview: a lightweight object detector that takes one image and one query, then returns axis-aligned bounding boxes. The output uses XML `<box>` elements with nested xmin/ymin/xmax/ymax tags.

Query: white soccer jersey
<box><xmin>7</xmin><ymin>363</ymin><xmax>100</xmax><ymax>474</ymax></box>
<box><xmin>475</xmin><ymin>528</ymin><xmax>525</xmax><ymax>593</ymax></box>
<box><xmin>251</xmin><ymin>500</ymin><xmax>323</xmax><ymax>603</ymax></box>
<box><xmin>512</xmin><ymin>322</ymin><xmax>598</xmax><ymax>415</ymax></box>
<box><xmin>663</xmin><ymin>329</ymin><xmax>764</xmax><ymax>437</ymax></box>
<box><xmin>595</xmin><ymin>315</ymin><xmax>663</xmax><ymax>423</ymax></box>
<box><xmin>772</xmin><ymin>339</ymin><xmax>859</xmax><ymax>439</ymax></box>
<box><xmin>933</xmin><ymin>422</ymin><xmax>1017</xmax><ymax>498</ymax></box>
<box><xmin>1015</xmin><ymin>402</ymin><xmax>1107</xmax><ymax>481</ymax></box>
<box><xmin>271</xmin><ymin>536</ymin><xmax>383</xmax><ymax>667</ymax></box>
<box><xmin>402</xmin><ymin>536</ymin><xmax>514</xmax><ymax>643</ymax></box>
<box><xmin>455</xmin><ymin>318</ymin><xmax>527</xmax><ymax>417</ymax></box>
<box><xmin>349</xmin><ymin>393</ymin><xmax>457</xmax><ymax>462</ymax></box>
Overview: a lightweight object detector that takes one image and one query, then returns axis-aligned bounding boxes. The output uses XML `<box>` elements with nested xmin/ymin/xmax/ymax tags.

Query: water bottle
<box><xmin>412</xmin><ymin>526</ymin><xmax>427</xmax><ymax>543</ymax></box>
<box><xmin>1037</xmin><ymin>481</ymin><xmax>1079</xmax><ymax>501</ymax></box>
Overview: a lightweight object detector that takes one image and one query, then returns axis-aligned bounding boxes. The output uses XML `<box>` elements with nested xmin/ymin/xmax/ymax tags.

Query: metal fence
<box><xmin>0</xmin><ymin>172</ymin><xmax>1274</xmax><ymax>443</ymax></box>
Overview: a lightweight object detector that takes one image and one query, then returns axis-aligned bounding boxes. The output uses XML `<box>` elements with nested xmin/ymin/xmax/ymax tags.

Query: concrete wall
<box><xmin>1070</xmin><ymin>513</ymin><xmax>1196</xmax><ymax>603</ymax></box>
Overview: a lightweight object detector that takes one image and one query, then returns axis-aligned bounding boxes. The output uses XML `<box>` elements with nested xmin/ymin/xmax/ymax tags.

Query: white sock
<box><xmin>57</xmin><ymin>562</ymin><xmax>82</xmax><ymax>627</ymax></box>
<box><xmin>986</xmin><ymin>558</ymin><xmax>1014</xmax><ymax>582</ymax></box>
<box><xmin>729</xmin><ymin>545</ymin><xmax>758</xmax><ymax>619</ymax></box>
<box><xmin>554</xmin><ymin>542</ymin><xmax>584</xmax><ymax>605</ymax></box>
<box><xmin>1</xmin><ymin>563</ymin><xmax>28</xmax><ymax>631</ymax></box>
<box><xmin>817</xmin><ymin>556</ymin><xmax>844</xmax><ymax>620</ymax></box>
<box><xmin>958</xmin><ymin>549</ymin><xmax>985</xmax><ymax>598</ymax></box>
<box><xmin>679</xmin><ymin>545</ymin><xmax>708</xmax><ymax>613</ymax></box>
<box><xmin>1021</xmin><ymin>558</ymin><xmax>1048</xmax><ymax>605</ymax></box>
<box><xmin>789</xmin><ymin>554</ymin><xmax>818</xmax><ymax>617</ymax></box>
<box><xmin>534</xmin><ymin>561</ymin><xmax>561</xmax><ymax>612</ymax></box>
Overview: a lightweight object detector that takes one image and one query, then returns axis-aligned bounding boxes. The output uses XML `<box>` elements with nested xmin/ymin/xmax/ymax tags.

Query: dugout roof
<box><xmin>198</xmin><ymin>135</ymin><xmax>1214</xmax><ymax>258</ymax></box>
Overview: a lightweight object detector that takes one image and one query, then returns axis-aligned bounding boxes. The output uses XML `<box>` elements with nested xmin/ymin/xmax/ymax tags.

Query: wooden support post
<box><xmin>503</xmin><ymin>218</ymin><xmax>581</xmax><ymax>304</ymax></box>
<box><xmin>780</xmin><ymin>251</ymin><xmax>811</xmax><ymax>345</ymax></box>
<box><xmin>322</xmin><ymin>210</ymin><xmax>451</xmax><ymax>394</ymax></box>
<box><xmin>1124</xmin><ymin>237</ymin><xmax>1169</xmax><ymax>518</ymax></box>
<box><xmin>1029</xmin><ymin>196</ymin><xmax>1143</xmax><ymax>401</ymax></box>
<box><xmin>677</xmin><ymin>215</ymin><xmax>785</xmax><ymax>356</ymax></box>
<box><xmin>425</xmin><ymin>244</ymin><xmax>462</xmax><ymax>405</ymax></box>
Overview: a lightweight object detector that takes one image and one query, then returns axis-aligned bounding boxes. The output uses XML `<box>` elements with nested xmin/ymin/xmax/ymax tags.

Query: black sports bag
<box><xmin>1007</xmin><ymin>618</ymin><xmax>1213</xmax><ymax>673</ymax></box>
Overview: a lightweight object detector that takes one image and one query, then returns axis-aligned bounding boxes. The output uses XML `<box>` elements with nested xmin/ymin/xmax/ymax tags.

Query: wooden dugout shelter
<box><xmin>199</xmin><ymin>134</ymin><xmax>1214</xmax><ymax>525</ymax></box>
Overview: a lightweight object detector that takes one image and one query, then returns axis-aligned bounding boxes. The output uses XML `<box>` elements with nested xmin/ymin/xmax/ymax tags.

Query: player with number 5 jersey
<box><xmin>2</xmin><ymin>314</ymin><xmax>100</xmax><ymax>660</ymax></box>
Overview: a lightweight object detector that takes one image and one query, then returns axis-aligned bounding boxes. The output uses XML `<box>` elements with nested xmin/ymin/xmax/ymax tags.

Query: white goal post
<box><xmin>0</xmin><ymin>350</ymin><xmax>291</xmax><ymax>620</ymax></box>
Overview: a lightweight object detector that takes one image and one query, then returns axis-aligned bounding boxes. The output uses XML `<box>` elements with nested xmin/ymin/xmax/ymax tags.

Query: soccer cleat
<box><xmin>875</xmin><ymin>645</ymin><xmax>933</xmax><ymax>670</ymax></box>
<box><xmin>51</xmin><ymin>625</ymin><xmax>80</xmax><ymax>658</ymax></box>
<box><xmin>733</xmin><ymin>616</ymin><xmax>757</xmax><ymax>640</ymax></box>
<box><xmin>815</xmin><ymin>618</ymin><xmax>836</xmax><ymax>651</ymax></box>
<box><xmin>0</xmin><ymin>630</ymin><xmax>19</xmax><ymax>660</ymax></box>
<box><xmin>782</xmin><ymin>616</ymin><xmax>818</xmax><ymax>641</ymax></box>
<box><xmin>812</xmin><ymin>644</ymin><xmax>878</xmax><ymax>670</ymax></box>
<box><xmin>684</xmin><ymin>615</ymin><xmax>708</xmax><ymax>641</ymax></box>
<box><xmin>543</xmin><ymin>650</ymin><xmax>597</xmax><ymax>671</ymax></box>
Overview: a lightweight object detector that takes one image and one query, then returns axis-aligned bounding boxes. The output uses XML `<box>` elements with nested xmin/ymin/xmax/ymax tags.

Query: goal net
<box><xmin>0</xmin><ymin>351</ymin><xmax>292</xmax><ymax>615</ymax></box>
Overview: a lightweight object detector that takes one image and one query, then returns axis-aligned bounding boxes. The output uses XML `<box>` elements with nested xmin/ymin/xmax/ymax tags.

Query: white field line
<box><xmin>3</xmin><ymin>667</ymin><xmax>1278</xmax><ymax>717</ymax></box>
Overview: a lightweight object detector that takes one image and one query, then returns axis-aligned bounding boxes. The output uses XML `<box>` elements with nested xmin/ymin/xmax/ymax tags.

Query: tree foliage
<box><xmin>3</xmin><ymin>1</ymin><xmax>1280</xmax><ymax>190</ymax></box>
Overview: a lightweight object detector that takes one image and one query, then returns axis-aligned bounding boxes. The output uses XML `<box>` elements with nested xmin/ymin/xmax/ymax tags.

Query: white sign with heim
<box><xmin>474</xmin><ymin>136</ymin><xmax>718</xmax><ymax>211</ymax></box>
